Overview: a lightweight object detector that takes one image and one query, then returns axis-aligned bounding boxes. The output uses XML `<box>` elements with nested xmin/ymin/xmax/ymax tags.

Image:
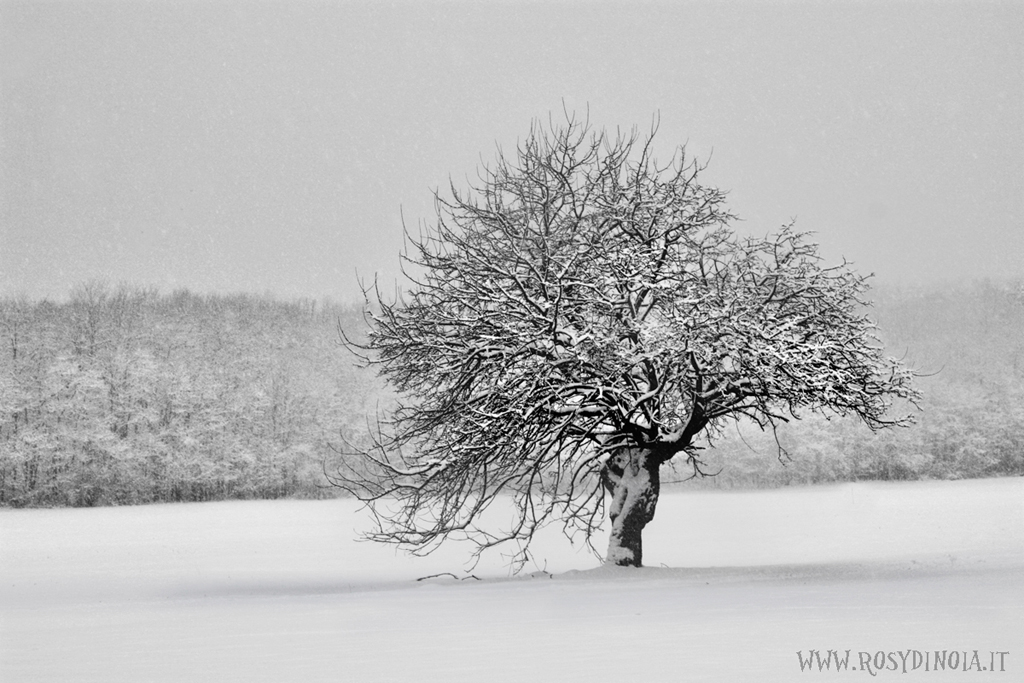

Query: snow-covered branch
<box><xmin>335</xmin><ymin>115</ymin><xmax>918</xmax><ymax>567</ymax></box>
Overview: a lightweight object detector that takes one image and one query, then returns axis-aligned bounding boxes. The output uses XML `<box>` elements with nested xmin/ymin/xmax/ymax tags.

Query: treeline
<box><xmin>688</xmin><ymin>280</ymin><xmax>1024</xmax><ymax>488</ymax></box>
<box><xmin>2</xmin><ymin>280</ymin><xmax>1022</xmax><ymax>506</ymax></box>
<box><xmin>0</xmin><ymin>284</ymin><xmax>381</xmax><ymax>506</ymax></box>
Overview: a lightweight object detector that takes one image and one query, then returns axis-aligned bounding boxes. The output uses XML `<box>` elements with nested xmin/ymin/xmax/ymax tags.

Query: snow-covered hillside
<box><xmin>2</xmin><ymin>478</ymin><xmax>1021</xmax><ymax>682</ymax></box>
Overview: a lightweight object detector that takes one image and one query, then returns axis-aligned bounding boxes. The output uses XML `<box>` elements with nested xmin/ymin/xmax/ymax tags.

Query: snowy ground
<box><xmin>1</xmin><ymin>478</ymin><xmax>1021</xmax><ymax>682</ymax></box>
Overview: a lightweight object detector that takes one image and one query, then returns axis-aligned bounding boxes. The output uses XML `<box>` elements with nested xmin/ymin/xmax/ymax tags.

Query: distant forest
<box><xmin>1</xmin><ymin>280</ymin><xmax>1022</xmax><ymax>507</ymax></box>
<box><xmin>690</xmin><ymin>280</ymin><xmax>1024</xmax><ymax>488</ymax></box>
<box><xmin>0</xmin><ymin>284</ymin><xmax>381</xmax><ymax>506</ymax></box>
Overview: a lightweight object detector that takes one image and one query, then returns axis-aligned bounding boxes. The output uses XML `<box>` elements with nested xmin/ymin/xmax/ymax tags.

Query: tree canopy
<box><xmin>340</xmin><ymin>116</ymin><xmax>918</xmax><ymax>567</ymax></box>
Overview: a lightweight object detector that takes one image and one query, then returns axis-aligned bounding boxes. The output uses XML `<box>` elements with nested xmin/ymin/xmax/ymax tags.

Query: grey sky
<box><xmin>2</xmin><ymin>1</ymin><xmax>1021</xmax><ymax>302</ymax></box>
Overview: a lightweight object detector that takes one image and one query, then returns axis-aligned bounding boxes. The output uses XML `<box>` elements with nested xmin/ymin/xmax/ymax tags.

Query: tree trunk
<box><xmin>601</xmin><ymin>448</ymin><xmax>661</xmax><ymax>567</ymax></box>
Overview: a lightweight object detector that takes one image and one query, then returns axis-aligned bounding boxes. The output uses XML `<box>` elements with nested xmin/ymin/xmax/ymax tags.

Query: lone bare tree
<box><xmin>339</xmin><ymin>116</ymin><xmax>917</xmax><ymax>568</ymax></box>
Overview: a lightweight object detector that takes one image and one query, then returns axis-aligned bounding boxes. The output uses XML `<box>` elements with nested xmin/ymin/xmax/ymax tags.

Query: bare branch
<box><xmin>332</xmin><ymin>114</ymin><xmax>918</xmax><ymax>568</ymax></box>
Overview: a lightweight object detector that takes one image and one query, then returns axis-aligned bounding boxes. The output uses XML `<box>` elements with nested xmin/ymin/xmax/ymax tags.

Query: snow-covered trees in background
<box><xmin>0</xmin><ymin>280</ymin><xmax>1020</xmax><ymax>510</ymax></box>
<box><xmin>694</xmin><ymin>281</ymin><xmax>1024</xmax><ymax>488</ymax></box>
<box><xmin>337</xmin><ymin>117</ymin><xmax>918</xmax><ymax>567</ymax></box>
<box><xmin>0</xmin><ymin>284</ymin><xmax>378</xmax><ymax>506</ymax></box>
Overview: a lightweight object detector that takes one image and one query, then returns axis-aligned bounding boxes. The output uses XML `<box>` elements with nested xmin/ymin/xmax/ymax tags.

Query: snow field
<box><xmin>1</xmin><ymin>478</ymin><xmax>1021</xmax><ymax>682</ymax></box>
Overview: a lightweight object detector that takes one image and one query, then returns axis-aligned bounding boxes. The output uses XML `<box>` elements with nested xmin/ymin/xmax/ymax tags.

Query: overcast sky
<box><xmin>2</xmin><ymin>1</ymin><xmax>1021</xmax><ymax>302</ymax></box>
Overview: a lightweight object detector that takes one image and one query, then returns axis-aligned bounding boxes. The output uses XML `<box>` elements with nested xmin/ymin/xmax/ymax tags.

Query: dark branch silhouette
<box><xmin>333</xmin><ymin>114</ymin><xmax>918</xmax><ymax>568</ymax></box>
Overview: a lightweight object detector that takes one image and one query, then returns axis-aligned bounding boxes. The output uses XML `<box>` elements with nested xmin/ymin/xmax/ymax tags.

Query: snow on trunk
<box><xmin>602</xmin><ymin>448</ymin><xmax>661</xmax><ymax>567</ymax></box>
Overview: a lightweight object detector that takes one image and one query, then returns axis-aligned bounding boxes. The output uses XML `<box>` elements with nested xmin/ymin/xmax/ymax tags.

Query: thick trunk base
<box><xmin>602</xmin><ymin>448</ymin><xmax>661</xmax><ymax>567</ymax></box>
